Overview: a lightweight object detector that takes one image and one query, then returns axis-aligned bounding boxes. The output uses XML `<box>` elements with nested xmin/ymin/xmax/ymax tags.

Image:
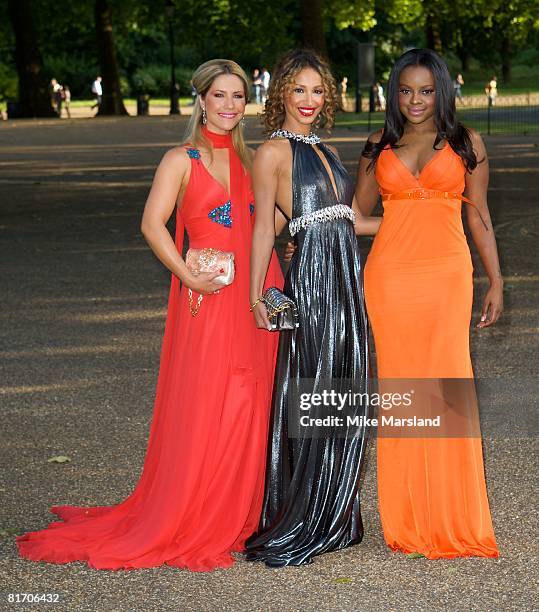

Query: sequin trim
<box><xmin>288</xmin><ymin>204</ymin><xmax>355</xmax><ymax>237</ymax></box>
<box><xmin>249</xmin><ymin>202</ymin><xmax>255</xmax><ymax>215</ymax></box>
<box><xmin>186</xmin><ymin>147</ymin><xmax>201</xmax><ymax>159</ymax></box>
<box><xmin>269</xmin><ymin>129</ymin><xmax>321</xmax><ymax>145</ymax></box>
<box><xmin>208</xmin><ymin>201</ymin><xmax>232</xmax><ymax>228</ymax></box>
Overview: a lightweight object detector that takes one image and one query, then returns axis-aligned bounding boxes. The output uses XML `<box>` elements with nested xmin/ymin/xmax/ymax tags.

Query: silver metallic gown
<box><xmin>245</xmin><ymin>137</ymin><xmax>370</xmax><ymax>567</ymax></box>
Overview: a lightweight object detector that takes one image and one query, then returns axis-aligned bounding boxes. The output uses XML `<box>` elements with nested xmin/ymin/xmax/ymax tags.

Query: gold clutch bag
<box><xmin>185</xmin><ymin>247</ymin><xmax>235</xmax><ymax>316</ymax></box>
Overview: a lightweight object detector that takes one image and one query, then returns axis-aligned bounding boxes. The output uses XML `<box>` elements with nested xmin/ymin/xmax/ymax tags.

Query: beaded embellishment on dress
<box><xmin>288</xmin><ymin>204</ymin><xmax>355</xmax><ymax>237</ymax></box>
<box><xmin>269</xmin><ymin>129</ymin><xmax>321</xmax><ymax>145</ymax></box>
<box><xmin>186</xmin><ymin>147</ymin><xmax>201</xmax><ymax>159</ymax></box>
<box><xmin>249</xmin><ymin>202</ymin><xmax>255</xmax><ymax>216</ymax></box>
<box><xmin>208</xmin><ymin>201</ymin><xmax>232</xmax><ymax>227</ymax></box>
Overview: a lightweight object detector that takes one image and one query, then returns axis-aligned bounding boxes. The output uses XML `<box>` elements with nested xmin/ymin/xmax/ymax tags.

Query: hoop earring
<box><xmin>202</xmin><ymin>107</ymin><xmax>207</xmax><ymax>125</ymax></box>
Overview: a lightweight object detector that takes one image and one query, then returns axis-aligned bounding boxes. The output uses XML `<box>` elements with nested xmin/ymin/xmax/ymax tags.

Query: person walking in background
<box><xmin>486</xmin><ymin>75</ymin><xmax>497</xmax><ymax>106</ymax></box>
<box><xmin>252</xmin><ymin>68</ymin><xmax>262</xmax><ymax>104</ymax></box>
<box><xmin>376</xmin><ymin>81</ymin><xmax>386</xmax><ymax>110</ymax></box>
<box><xmin>91</xmin><ymin>75</ymin><xmax>103</xmax><ymax>112</ymax></box>
<box><xmin>261</xmin><ymin>67</ymin><xmax>270</xmax><ymax>105</ymax></box>
<box><xmin>62</xmin><ymin>85</ymin><xmax>71</xmax><ymax>119</ymax></box>
<box><xmin>454</xmin><ymin>73</ymin><xmax>464</xmax><ymax>105</ymax></box>
<box><xmin>50</xmin><ymin>78</ymin><xmax>63</xmax><ymax>116</ymax></box>
<box><xmin>339</xmin><ymin>76</ymin><xmax>349</xmax><ymax>111</ymax></box>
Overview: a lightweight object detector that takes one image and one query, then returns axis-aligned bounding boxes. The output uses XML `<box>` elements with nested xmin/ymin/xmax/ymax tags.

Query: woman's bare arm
<box><xmin>351</xmin><ymin>194</ymin><xmax>381</xmax><ymax>235</ymax></box>
<box><xmin>250</xmin><ymin>142</ymin><xmax>281</xmax><ymax>330</ymax></box>
<box><xmin>355</xmin><ymin>132</ymin><xmax>382</xmax><ymax>216</ymax></box>
<box><xmin>140</xmin><ymin>148</ymin><xmax>221</xmax><ymax>294</ymax></box>
<box><xmin>464</xmin><ymin>130</ymin><xmax>503</xmax><ymax>328</ymax></box>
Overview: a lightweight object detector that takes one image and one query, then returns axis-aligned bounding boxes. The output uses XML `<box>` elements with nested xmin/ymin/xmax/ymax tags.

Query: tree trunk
<box><xmin>94</xmin><ymin>0</ymin><xmax>128</xmax><ymax>115</ymax></box>
<box><xmin>500</xmin><ymin>36</ymin><xmax>512</xmax><ymax>84</ymax></box>
<box><xmin>457</xmin><ymin>46</ymin><xmax>470</xmax><ymax>72</ymax></box>
<box><xmin>7</xmin><ymin>0</ymin><xmax>56</xmax><ymax>118</ymax></box>
<box><xmin>300</xmin><ymin>0</ymin><xmax>328</xmax><ymax>58</ymax></box>
<box><xmin>425</xmin><ymin>11</ymin><xmax>443</xmax><ymax>54</ymax></box>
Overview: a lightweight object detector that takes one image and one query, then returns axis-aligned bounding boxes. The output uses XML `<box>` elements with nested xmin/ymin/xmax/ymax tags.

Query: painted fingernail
<box><xmin>481</xmin><ymin>315</ymin><xmax>486</xmax><ymax>321</ymax></box>
<box><xmin>219</xmin><ymin>268</ymin><xmax>224</xmax><ymax>273</ymax></box>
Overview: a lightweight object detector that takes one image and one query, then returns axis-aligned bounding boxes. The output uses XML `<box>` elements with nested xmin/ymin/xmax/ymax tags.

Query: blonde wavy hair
<box><xmin>262</xmin><ymin>49</ymin><xmax>338</xmax><ymax>135</ymax></box>
<box><xmin>183</xmin><ymin>59</ymin><xmax>251</xmax><ymax>169</ymax></box>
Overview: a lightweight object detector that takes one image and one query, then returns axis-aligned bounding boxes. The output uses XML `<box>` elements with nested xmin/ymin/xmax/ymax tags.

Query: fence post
<box><xmin>487</xmin><ymin>95</ymin><xmax>492</xmax><ymax>136</ymax></box>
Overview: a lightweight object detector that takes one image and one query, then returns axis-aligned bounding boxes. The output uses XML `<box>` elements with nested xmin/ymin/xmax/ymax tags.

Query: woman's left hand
<box><xmin>477</xmin><ymin>281</ymin><xmax>503</xmax><ymax>328</ymax></box>
<box><xmin>283</xmin><ymin>241</ymin><xmax>296</xmax><ymax>263</ymax></box>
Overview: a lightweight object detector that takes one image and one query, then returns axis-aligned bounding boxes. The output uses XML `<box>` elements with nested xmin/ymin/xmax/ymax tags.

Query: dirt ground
<box><xmin>0</xmin><ymin>116</ymin><xmax>537</xmax><ymax>611</ymax></box>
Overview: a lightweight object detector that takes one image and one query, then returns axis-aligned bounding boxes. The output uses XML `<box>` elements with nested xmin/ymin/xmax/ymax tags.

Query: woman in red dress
<box><xmin>17</xmin><ymin>59</ymin><xmax>283</xmax><ymax>572</ymax></box>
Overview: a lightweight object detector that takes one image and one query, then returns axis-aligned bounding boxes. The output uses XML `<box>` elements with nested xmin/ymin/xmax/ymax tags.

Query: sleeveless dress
<box><xmin>245</xmin><ymin>137</ymin><xmax>370</xmax><ymax>567</ymax></box>
<box><xmin>17</xmin><ymin>128</ymin><xmax>284</xmax><ymax>572</ymax></box>
<box><xmin>364</xmin><ymin>143</ymin><xmax>499</xmax><ymax>558</ymax></box>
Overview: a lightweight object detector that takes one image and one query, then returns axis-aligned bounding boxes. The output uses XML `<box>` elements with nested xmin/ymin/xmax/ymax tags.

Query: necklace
<box><xmin>269</xmin><ymin>129</ymin><xmax>320</xmax><ymax>145</ymax></box>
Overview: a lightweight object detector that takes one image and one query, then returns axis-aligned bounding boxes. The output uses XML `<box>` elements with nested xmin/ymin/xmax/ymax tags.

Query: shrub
<box><xmin>0</xmin><ymin>62</ymin><xmax>18</xmax><ymax>102</ymax></box>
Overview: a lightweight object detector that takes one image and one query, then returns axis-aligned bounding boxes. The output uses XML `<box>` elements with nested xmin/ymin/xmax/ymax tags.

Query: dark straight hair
<box><xmin>363</xmin><ymin>48</ymin><xmax>477</xmax><ymax>172</ymax></box>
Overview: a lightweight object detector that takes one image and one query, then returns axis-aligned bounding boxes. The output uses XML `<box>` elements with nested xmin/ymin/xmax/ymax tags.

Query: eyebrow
<box><xmin>213</xmin><ymin>89</ymin><xmax>244</xmax><ymax>93</ymax></box>
<box><xmin>398</xmin><ymin>82</ymin><xmax>435</xmax><ymax>88</ymax></box>
<box><xmin>293</xmin><ymin>82</ymin><xmax>324</xmax><ymax>88</ymax></box>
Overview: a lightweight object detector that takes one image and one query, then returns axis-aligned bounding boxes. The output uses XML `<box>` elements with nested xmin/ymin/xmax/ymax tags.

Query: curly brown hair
<box><xmin>262</xmin><ymin>49</ymin><xmax>338</xmax><ymax>135</ymax></box>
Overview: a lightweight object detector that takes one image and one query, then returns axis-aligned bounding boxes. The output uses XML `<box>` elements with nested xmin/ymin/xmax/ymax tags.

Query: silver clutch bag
<box><xmin>262</xmin><ymin>287</ymin><xmax>299</xmax><ymax>331</ymax></box>
<box><xmin>185</xmin><ymin>247</ymin><xmax>235</xmax><ymax>316</ymax></box>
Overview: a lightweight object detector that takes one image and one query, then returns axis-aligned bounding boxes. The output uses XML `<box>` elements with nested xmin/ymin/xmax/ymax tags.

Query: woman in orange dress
<box><xmin>357</xmin><ymin>49</ymin><xmax>502</xmax><ymax>558</ymax></box>
<box><xmin>17</xmin><ymin>60</ymin><xmax>283</xmax><ymax>571</ymax></box>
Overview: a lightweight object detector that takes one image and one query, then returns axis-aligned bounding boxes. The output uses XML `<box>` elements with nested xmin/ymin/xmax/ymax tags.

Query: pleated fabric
<box><xmin>17</xmin><ymin>127</ymin><xmax>284</xmax><ymax>571</ymax></box>
<box><xmin>364</xmin><ymin>143</ymin><xmax>499</xmax><ymax>559</ymax></box>
<box><xmin>245</xmin><ymin>139</ymin><xmax>370</xmax><ymax>567</ymax></box>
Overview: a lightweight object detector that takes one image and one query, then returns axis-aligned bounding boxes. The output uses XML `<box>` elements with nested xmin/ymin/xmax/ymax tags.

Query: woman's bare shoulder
<box><xmin>160</xmin><ymin>146</ymin><xmax>192</xmax><ymax>168</ymax></box>
<box><xmin>254</xmin><ymin>139</ymin><xmax>291</xmax><ymax>168</ymax></box>
<box><xmin>367</xmin><ymin>129</ymin><xmax>384</xmax><ymax>144</ymax></box>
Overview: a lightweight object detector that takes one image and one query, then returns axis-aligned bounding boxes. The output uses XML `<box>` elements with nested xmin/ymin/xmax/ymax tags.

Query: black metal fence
<box><xmin>342</xmin><ymin>94</ymin><xmax>539</xmax><ymax>135</ymax></box>
<box><xmin>457</xmin><ymin>96</ymin><xmax>539</xmax><ymax>135</ymax></box>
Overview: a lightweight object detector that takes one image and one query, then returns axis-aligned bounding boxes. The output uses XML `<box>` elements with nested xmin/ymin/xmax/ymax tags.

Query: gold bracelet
<box><xmin>249</xmin><ymin>297</ymin><xmax>263</xmax><ymax>311</ymax></box>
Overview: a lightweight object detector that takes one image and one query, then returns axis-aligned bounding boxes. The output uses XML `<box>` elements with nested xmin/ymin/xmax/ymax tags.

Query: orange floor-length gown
<box><xmin>17</xmin><ymin>128</ymin><xmax>283</xmax><ymax>571</ymax></box>
<box><xmin>364</xmin><ymin>142</ymin><xmax>499</xmax><ymax>559</ymax></box>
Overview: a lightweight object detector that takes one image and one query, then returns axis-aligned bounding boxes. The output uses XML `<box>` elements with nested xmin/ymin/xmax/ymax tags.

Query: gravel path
<box><xmin>0</xmin><ymin>116</ymin><xmax>537</xmax><ymax>611</ymax></box>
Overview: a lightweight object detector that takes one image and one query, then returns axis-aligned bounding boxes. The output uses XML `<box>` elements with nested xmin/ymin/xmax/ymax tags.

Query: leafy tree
<box><xmin>483</xmin><ymin>0</ymin><xmax>539</xmax><ymax>82</ymax></box>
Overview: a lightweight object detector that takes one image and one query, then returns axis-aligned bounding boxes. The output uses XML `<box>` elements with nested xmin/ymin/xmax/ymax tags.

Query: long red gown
<box><xmin>17</xmin><ymin>127</ymin><xmax>283</xmax><ymax>571</ymax></box>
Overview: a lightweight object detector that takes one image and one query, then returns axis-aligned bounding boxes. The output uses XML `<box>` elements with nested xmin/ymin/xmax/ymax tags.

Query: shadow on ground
<box><xmin>0</xmin><ymin>116</ymin><xmax>537</xmax><ymax>611</ymax></box>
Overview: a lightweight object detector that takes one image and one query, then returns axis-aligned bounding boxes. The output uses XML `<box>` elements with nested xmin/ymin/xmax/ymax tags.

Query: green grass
<box><xmin>335</xmin><ymin>112</ymin><xmax>539</xmax><ymax>135</ymax></box>
<box><xmin>68</xmin><ymin>97</ymin><xmax>194</xmax><ymax>107</ymax></box>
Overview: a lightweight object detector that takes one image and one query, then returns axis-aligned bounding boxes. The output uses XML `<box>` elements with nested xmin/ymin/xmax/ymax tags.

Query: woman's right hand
<box><xmin>252</xmin><ymin>301</ymin><xmax>272</xmax><ymax>331</ymax></box>
<box><xmin>184</xmin><ymin>270</ymin><xmax>224</xmax><ymax>295</ymax></box>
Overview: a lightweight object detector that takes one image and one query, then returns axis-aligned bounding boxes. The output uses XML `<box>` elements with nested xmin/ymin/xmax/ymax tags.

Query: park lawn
<box><xmin>335</xmin><ymin>112</ymin><xmax>539</xmax><ymax>135</ymax></box>
<box><xmin>68</xmin><ymin>97</ymin><xmax>194</xmax><ymax>107</ymax></box>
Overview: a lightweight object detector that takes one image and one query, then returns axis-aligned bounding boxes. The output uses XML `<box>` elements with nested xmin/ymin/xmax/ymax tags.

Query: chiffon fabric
<box><xmin>17</xmin><ymin>127</ymin><xmax>284</xmax><ymax>571</ymax></box>
<box><xmin>245</xmin><ymin>138</ymin><xmax>370</xmax><ymax>567</ymax></box>
<box><xmin>364</xmin><ymin>143</ymin><xmax>499</xmax><ymax>559</ymax></box>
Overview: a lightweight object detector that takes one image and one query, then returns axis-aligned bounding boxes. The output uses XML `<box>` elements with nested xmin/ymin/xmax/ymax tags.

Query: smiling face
<box><xmin>282</xmin><ymin>67</ymin><xmax>325</xmax><ymax>132</ymax></box>
<box><xmin>200</xmin><ymin>74</ymin><xmax>247</xmax><ymax>134</ymax></box>
<box><xmin>398</xmin><ymin>65</ymin><xmax>436</xmax><ymax>127</ymax></box>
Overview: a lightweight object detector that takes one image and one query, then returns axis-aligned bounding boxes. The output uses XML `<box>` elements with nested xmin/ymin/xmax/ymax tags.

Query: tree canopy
<box><xmin>2</xmin><ymin>0</ymin><xmax>538</xmax><ymax>115</ymax></box>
